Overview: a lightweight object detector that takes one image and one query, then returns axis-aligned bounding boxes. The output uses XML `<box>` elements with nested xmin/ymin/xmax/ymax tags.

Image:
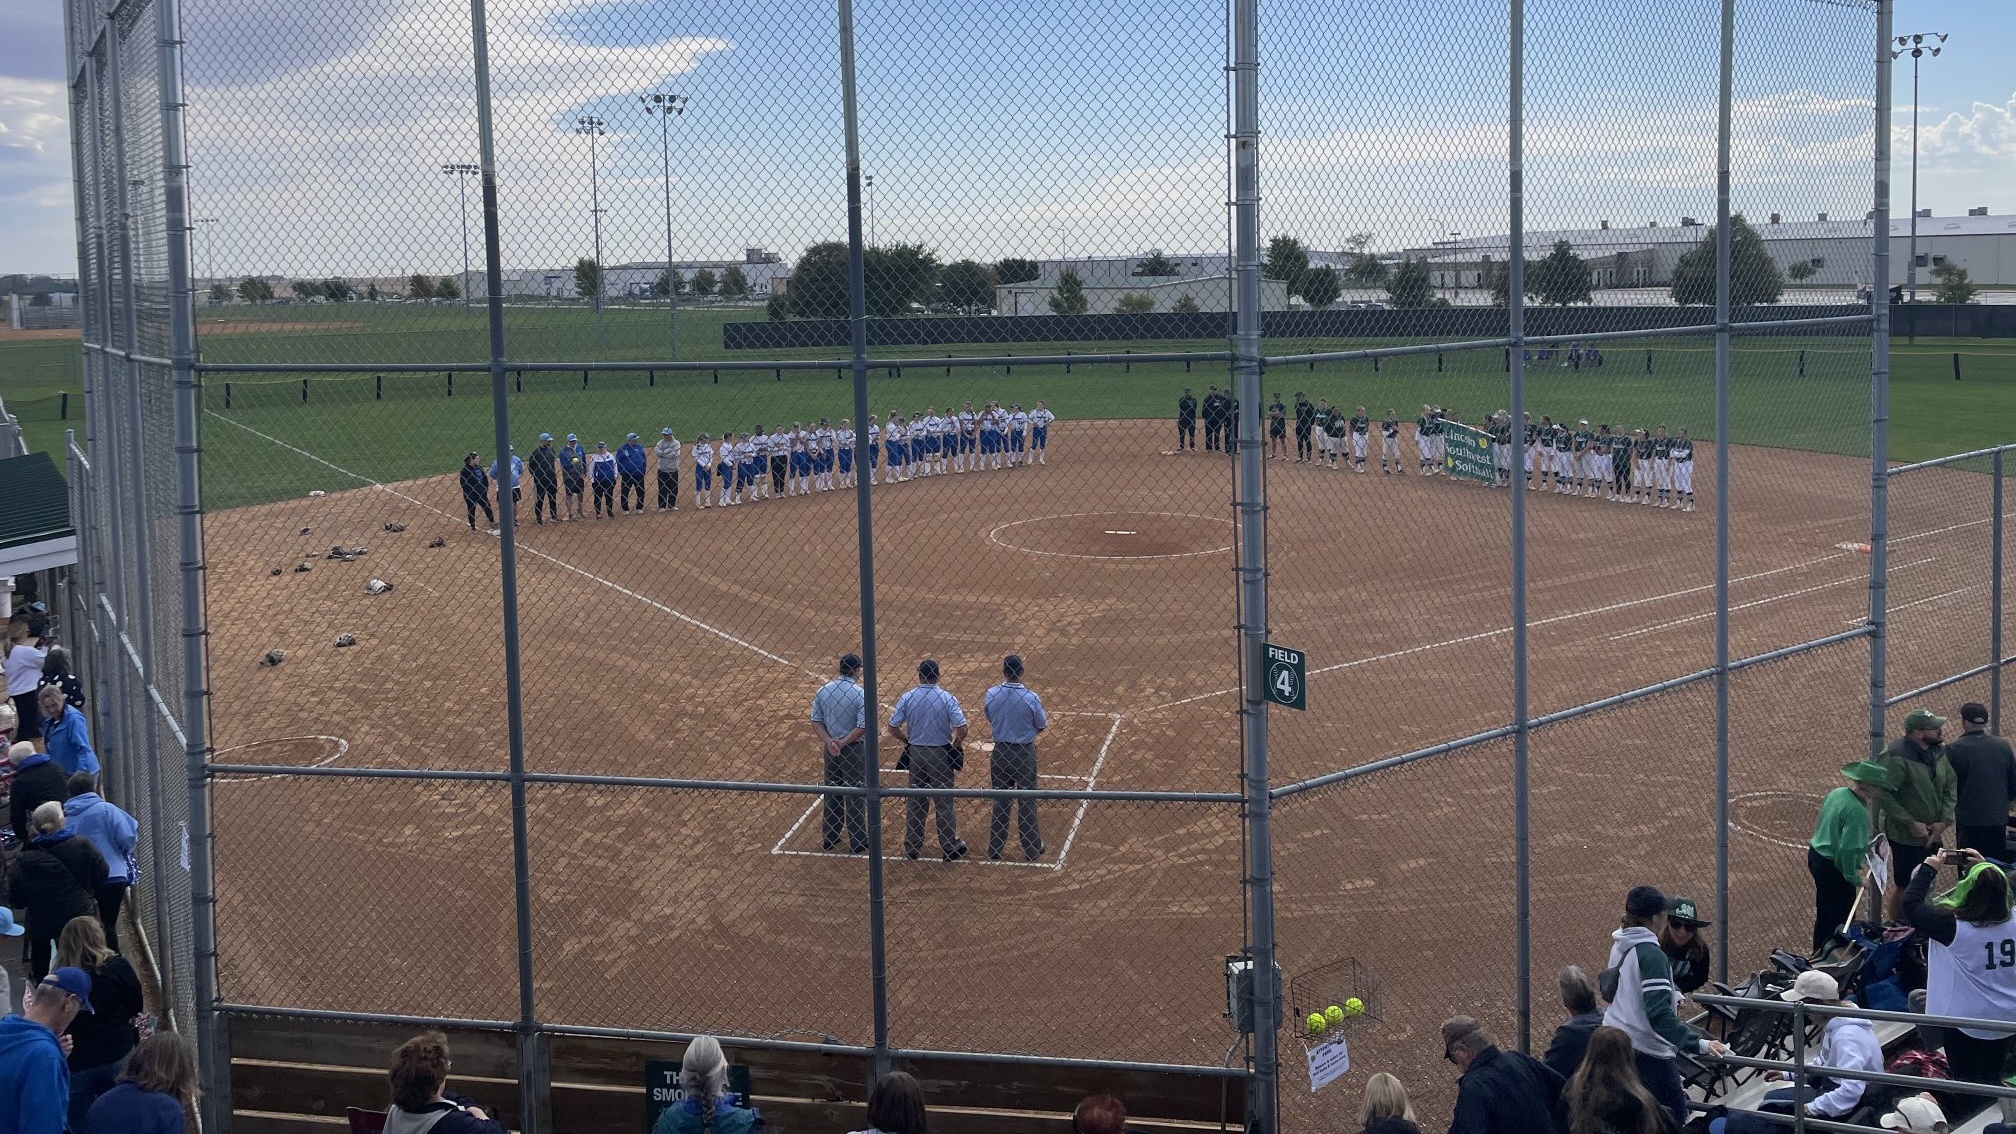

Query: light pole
<box><xmin>193</xmin><ymin>216</ymin><xmax>218</xmax><ymax>295</ymax></box>
<box><xmin>864</xmin><ymin>174</ymin><xmax>878</xmax><ymax>245</ymax></box>
<box><xmin>640</xmin><ymin>92</ymin><xmax>688</xmax><ymax>358</ymax></box>
<box><xmin>441</xmin><ymin>163</ymin><xmax>478</xmax><ymax>304</ymax></box>
<box><xmin>575</xmin><ymin>116</ymin><xmax>607</xmax><ymax>345</ymax></box>
<box><xmin>1891</xmin><ymin>33</ymin><xmax>1945</xmax><ymax>305</ymax></box>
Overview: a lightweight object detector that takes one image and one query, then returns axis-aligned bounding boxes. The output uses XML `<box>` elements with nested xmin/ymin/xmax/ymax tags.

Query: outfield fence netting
<box><xmin>55</xmin><ymin>0</ymin><xmax>2016</xmax><ymax>1128</ymax></box>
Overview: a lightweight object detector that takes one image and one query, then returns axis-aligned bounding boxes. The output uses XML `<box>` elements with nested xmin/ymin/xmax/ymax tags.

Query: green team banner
<box><xmin>1444</xmin><ymin>422</ymin><xmax>1495</xmax><ymax>484</ymax></box>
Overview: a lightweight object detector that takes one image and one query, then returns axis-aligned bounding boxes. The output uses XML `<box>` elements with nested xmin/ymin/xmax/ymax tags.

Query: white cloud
<box><xmin>0</xmin><ymin>74</ymin><xmax>75</xmax><ymax>273</ymax></box>
<box><xmin>1912</xmin><ymin>92</ymin><xmax>2016</xmax><ymax>163</ymax></box>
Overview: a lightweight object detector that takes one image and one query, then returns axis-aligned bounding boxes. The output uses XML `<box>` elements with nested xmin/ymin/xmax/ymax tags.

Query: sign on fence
<box><xmin>1443</xmin><ymin>423</ymin><xmax>1496</xmax><ymax>485</ymax></box>
<box><xmin>1265</xmin><ymin>643</ymin><xmax>1306</xmax><ymax>711</ymax></box>
<box><xmin>644</xmin><ymin>1061</ymin><xmax>755</xmax><ymax>1132</ymax></box>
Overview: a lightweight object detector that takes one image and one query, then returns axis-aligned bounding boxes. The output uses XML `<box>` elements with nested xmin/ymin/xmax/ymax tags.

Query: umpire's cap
<box><xmin>1002</xmin><ymin>655</ymin><xmax>1024</xmax><ymax>679</ymax></box>
<box><xmin>838</xmin><ymin>653</ymin><xmax>861</xmax><ymax>676</ymax></box>
<box><xmin>917</xmin><ymin>659</ymin><xmax>940</xmax><ymax>682</ymax></box>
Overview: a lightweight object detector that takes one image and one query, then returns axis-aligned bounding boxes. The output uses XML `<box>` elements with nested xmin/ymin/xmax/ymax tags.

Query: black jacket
<box><xmin>66</xmin><ymin>954</ymin><xmax>142</xmax><ymax>1069</ymax></box>
<box><xmin>526</xmin><ymin>445</ymin><xmax>560</xmax><ymax>488</ymax></box>
<box><xmin>1362</xmin><ymin>1118</ymin><xmax>1421</xmax><ymax>1134</ymax></box>
<box><xmin>1541</xmin><ymin>1009</ymin><xmax>1604</xmax><ymax>1079</ymax></box>
<box><xmin>458</xmin><ymin>464</ymin><xmax>490</xmax><ymax>500</ymax></box>
<box><xmin>10</xmin><ymin>753</ymin><xmax>69</xmax><ymax>843</ymax></box>
<box><xmin>1571</xmin><ymin>1093</ymin><xmax>1677</xmax><ymax>1134</ymax></box>
<box><xmin>9</xmin><ymin>832</ymin><xmax>105</xmax><ymax>934</ymax></box>
<box><xmin>1947</xmin><ymin>728</ymin><xmax>2016</xmax><ymax>829</ymax></box>
<box><xmin>1450</xmin><ymin>1046</ymin><xmax>1566</xmax><ymax>1134</ymax></box>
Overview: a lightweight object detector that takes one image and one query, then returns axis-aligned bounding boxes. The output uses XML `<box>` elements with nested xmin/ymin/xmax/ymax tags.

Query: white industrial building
<box><xmin>1404</xmin><ymin>210</ymin><xmax>2016</xmax><ymax>292</ymax></box>
<box><xmin>463</xmin><ymin>248</ymin><xmax>789</xmax><ymax>302</ymax></box>
<box><xmin>993</xmin><ymin>273</ymin><xmax>1288</xmax><ymax>316</ymax></box>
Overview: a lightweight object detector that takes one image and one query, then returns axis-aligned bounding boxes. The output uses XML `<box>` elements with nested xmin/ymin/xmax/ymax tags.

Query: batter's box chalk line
<box><xmin>211</xmin><ymin>735</ymin><xmax>350</xmax><ymax>784</ymax></box>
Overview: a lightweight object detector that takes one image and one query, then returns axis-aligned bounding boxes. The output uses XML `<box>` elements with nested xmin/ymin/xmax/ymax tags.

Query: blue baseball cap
<box><xmin>43</xmin><ymin>967</ymin><xmax>93</xmax><ymax>1012</ymax></box>
<box><xmin>0</xmin><ymin>908</ymin><xmax>22</xmax><ymax>937</ymax></box>
<box><xmin>538</xmin><ymin>432</ymin><xmax>552</xmax><ymax>442</ymax></box>
<box><xmin>565</xmin><ymin>434</ymin><xmax>577</xmax><ymax>442</ymax></box>
<box><xmin>661</xmin><ymin>427</ymin><xmax>673</xmax><ymax>436</ymax></box>
<box><xmin>626</xmin><ymin>432</ymin><xmax>639</xmax><ymax>440</ymax></box>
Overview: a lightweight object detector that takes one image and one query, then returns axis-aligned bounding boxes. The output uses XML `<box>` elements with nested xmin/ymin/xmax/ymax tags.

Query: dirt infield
<box><xmin>199</xmin><ymin>419</ymin><xmax>2000</xmax><ymax>1118</ymax></box>
<box><xmin>0</xmin><ymin>326</ymin><xmax>81</xmax><ymax>342</ymax></box>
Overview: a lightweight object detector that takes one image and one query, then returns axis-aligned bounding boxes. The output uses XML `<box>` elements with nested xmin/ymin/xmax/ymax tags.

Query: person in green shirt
<box><xmin>1810</xmin><ymin>760</ymin><xmax>1890</xmax><ymax>953</ymax></box>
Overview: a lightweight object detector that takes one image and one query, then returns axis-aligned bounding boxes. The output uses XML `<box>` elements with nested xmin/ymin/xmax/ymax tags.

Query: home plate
<box><xmin>1104</xmin><ymin>530</ymin><xmax>1137</xmax><ymax>535</ymax></box>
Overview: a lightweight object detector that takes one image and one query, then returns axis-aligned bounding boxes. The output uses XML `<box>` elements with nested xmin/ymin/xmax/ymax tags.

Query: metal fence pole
<box><xmin>1993</xmin><ymin>449</ymin><xmax>2004</xmax><ymax>733</ymax></box>
<box><xmin>1712</xmin><ymin>0</ymin><xmax>1735</xmax><ymax>983</ymax></box>
<box><xmin>465</xmin><ymin>0</ymin><xmax>542</xmax><ymax>1127</ymax></box>
<box><xmin>157</xmin><ymin>0</ymin><xmax>222</xmax><ymax>1115</ymax></box>
<box><xmin>1868</xmin><ymin>0</ymin><xmax>1894</xmax><ymax>759</ymax></box>
<box><xmin>1508</xmin><ymin>0</ymin><xmax>1532</xmax><ymax>1054</ymax></box>
<box><xmin>835</xmin><ymin>0</ymin><xmax>891</xmax><ymax>1082</ymax></box>
<box><xmin>1230</xmin><ymin>0</ymin><xmax>1276</xmax><ymax>1124</ymax></box>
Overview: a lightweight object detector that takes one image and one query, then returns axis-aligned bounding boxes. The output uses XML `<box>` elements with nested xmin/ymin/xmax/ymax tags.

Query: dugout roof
<box><xmin>0</xmin><ymin>450</ymin><xmax>76</xmax><ymax>576</ymax></box>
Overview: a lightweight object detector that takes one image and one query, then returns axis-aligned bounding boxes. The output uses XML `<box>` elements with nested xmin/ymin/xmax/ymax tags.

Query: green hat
<box><xmin>1667</xmin><ymin>896</ymin><xmax>1710</xmax><ymax>927</ymax></box>
<box><xmin>1903</xmin><ymin>708</ymin><xmax>1947</xmax><ymax>732</ymax></box>
<box><xmin>1840</xmin><ymin>760</ymin><xmax>1890</xmax><ymax>786</ymax></box>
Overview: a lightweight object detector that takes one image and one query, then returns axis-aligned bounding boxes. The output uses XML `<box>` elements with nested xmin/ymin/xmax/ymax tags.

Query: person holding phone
<box><xmin>1902</xmin><ymin>847</ymin><xmax>2016</xmax><ymax>1088</ymax></box>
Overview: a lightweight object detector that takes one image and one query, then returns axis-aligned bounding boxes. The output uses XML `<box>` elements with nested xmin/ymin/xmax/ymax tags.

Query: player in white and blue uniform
<box><xmin>865</xmin><ymin>415</ymin><xmax>882</xmax><ymax>485</ymax></box>
<box><xmin>691</xmin><ymin>434</ymin><xmax>714</xmax><ymax>509</ymax></box>
<box><xmin>885</xmin><ymin>414</ymin><xmax>908</xmax><ymax>482</ymax></box>
<box><xmin>956</xmin><ymin>402</ymin><xmax>978</xmax><ymax>473</ymax></box>
<box><xmin>1671</xmin><ymin>427</ymin><xmax>1695</xmax><ymax>512</ymax></box>
<box><xmin>930</xmin><ymin>409</ymin><xmax>954</xmax><ymax>474</ymax></box>
<box><xmin>1007</xmin><ymin>405</ymin><xmax>1030</xmax><ymax>467</ymax></box>
<box><xmin>731</xmin><ymin>432</ymin><xmax>757</xmax><ymax>505</ymax></box>
<box><xmin>781</xmin><ymin>422</ymin><xmax>806</xmax><ymax>496</ymax></box>
<box><xmin>910</xmin><ymin>407</ymin><xmax>933</xmax><ymax>477</ymax></box>
<box><xmin>714</xmin><ymin>427</ymin><xmax>735</xmax><ymax>506</ymax></box>
<box><xmin>1029</xmin><ymin>401</ymin><xmax>1055</xmax><ymax>464</ymax></box>
<box><xmin>837</xmin><ymin>419</ymin><xmax>857</xmax><ymax>488</ymax></box>
<box><xmin>813</xmin><ymin>419</ymin><xmax>837</xmax><ymax>491</ymax></box>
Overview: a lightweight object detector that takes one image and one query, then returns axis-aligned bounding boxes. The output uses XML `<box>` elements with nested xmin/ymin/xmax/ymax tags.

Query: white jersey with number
<box><xmin>1930</xmin><ymin>915</ymin><xmax>2016</xmax><ymax>1039</ymax></box>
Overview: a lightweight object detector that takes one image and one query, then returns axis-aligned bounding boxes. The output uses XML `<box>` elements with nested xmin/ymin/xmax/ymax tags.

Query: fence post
<box><xmin>60</xmin><ymin>391</ymin><xmax>69</xmax><ymax>420</ymax></box>
<box><xmin>1954</xmin><ymin>352</ymin><xmax>1962</xmax><ymax>382</ymax></box>
<box><xmin>468</xmin><ymin>0</ymin><xmax>546</xmax><ymax>1123</ymax></box>
<box><xmin>1993</xmin><ymin>448</ymin><xmax>2004</xmax><ymax>733</ymax></box>
<box><xmin>1645</xmin><ymin>349</ymin><xmax>1652</xmax><ymax>374</ymax></box>
<box><xmin>1437</xmin><ymin>351</ymin><xmax>1444</xmax><ymax>373</ymax></box>
<box><xmin>647</xmin><ymin>369</ymin><xmax>654</xmax><ymax>387</ymax></box>
<box><xmin>1507</xmin><ymin>0</ymin><xmax>1533</xmax><ymax>1056</ymax></box>
<box><xmin>300</xmin><ymin>377</ymin><xmax>308</xmax><ymax>403</ymax></box>
<box><xmin>1798</xmin><ymin>350</ymin><xmax>1805</xmax><ymax>376</ymax></box>
<box><xmin>582</xmin><ymin>369</ymin><xmax>589</xmax><ymax>389</ymax></box>
<box><xmin>1868</xmin><ymin>0</ymin><xmax>1894</xmax><ymax>759</ymax></box>
<box><xmin>223</xmin><ymin>382</ymin><xmax>230</xmax><ymax>409</ymax></box>
<box><xmin>834</xmin><ymin>0</ymin><xmax>892</xmax><ymax>1086</ymax></box>
<box><xmin>1711</xmin><ymin>0</ymin><xmax>1734</xmax><ymax>983</ymax></box>
<box><xmin>1790</xmin><ymin>1002</ymin><xmax>1809</xmax><ymax>1134</ymax></box>
<box><xmin>375</xmin><ymin>374</ymin><xmax>382</xmax><ymax>400</ymax></box>
<box><xmin>1065</xmin><ymin>349</ymin><xmax>1072</xmax><ymax>374</ymax></box>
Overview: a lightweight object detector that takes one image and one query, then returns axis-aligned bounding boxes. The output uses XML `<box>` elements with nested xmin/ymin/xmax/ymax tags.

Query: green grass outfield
<box><xmin>2</xmin><ymin>302</ymin><xmax>2011</xmax><ymax>510</ymax></box>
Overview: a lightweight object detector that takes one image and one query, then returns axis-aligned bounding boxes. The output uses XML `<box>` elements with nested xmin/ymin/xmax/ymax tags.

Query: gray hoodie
<box><xmin>1600</xmin><ymin>925</ymin><xmax>1706</xmax><ymax>1059</ymax></box>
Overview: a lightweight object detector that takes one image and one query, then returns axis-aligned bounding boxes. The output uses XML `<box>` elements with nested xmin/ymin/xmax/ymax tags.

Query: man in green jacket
<box><xmin>1877</xmin><ymin>708</ymin><xmax>1957</xmax><ymax>918</ymax></box>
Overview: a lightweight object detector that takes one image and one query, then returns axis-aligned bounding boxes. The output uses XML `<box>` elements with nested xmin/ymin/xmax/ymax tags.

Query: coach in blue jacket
<box><xmin>616</xmin><ymin>433</ymin><xmax>650</xmax><ymax>513</ymax></box>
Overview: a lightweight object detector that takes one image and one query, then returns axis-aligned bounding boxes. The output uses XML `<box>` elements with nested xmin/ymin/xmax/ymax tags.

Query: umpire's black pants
<box><xmin>822</xmin><ymin>740</ymin><xmax>868</xmax><ymax>853</ymax></box>
<box><xmin>656</xmin><ymin>469</ymin><xmax>679</xmax><ymax>509</ymax></box>
<box><xmin>903</xmin><ymin>744</ymin><xmax>961</xmax><ymax>857</ymax></box>
<box><xmin>1296</xmin><ymin>428</ymin><xmax>1312</xmax><ymax>460</ymax></box>
<box><xmin>988</xmin><ymin>742</ymin><xmax>1043</xmax><ymax>860</ymax></box>
<box><xmin>1177</xmin><ymin>418</ymin><xmax>1196</xmax><ymax>449</ymax></box>
<box><xmin>533</xmin><ymin>477</ymin><xmax>559</xmax><ymax>521</ymax></box>
<box><xmin>771</xmin><ymin>455</ymin><xmax>788</xmax><ymax>494</ymax></box>
<box><xmin>1203</xmin><ymin>418</ymin><xmax>1222</xmax><ymax>451</ymax></box>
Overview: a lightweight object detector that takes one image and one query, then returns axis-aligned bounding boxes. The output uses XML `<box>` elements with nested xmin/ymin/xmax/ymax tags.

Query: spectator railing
<box><xmin>1694</xmin><ymin>993</ymin><xmax>2016</xmax><ymax>1133</ymax></box>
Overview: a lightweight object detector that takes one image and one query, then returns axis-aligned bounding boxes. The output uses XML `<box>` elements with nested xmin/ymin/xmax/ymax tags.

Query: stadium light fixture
<box><xmin>640</xmin><ymin>92</ymin><xmax>688</xmax><ymax>358</ymax></box>
<box><xmin>1890</xmin><ymin>33</ymin><xmax>1947</xmax><ymax>307</ymax></box>
<box><xmin>440</xmin><ymin>163</ymin><xmax>479</xmax><ymax>305</ymax></box>
<box><xmin>574</xmin><ymin>116</ymin><xmax>608</xmax><ymax>344</ymax></box>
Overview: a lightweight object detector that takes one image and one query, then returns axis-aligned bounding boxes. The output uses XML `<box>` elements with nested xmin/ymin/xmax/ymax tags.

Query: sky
<box><xmin>1</xmin><ymin>0</ymin><xmax>2011</xmax><ymax>279</ymax></box>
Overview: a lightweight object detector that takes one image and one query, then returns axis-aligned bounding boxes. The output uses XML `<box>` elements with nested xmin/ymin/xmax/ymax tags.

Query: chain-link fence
<box><xmin>62</xmin><ymin>0</ymin><xmax>2016</xmax><ymax>1128</ymax></box>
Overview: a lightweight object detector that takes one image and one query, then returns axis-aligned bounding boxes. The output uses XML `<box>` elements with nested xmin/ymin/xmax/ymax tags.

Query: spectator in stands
<box><xmin>10</xmin><ymin>801</ymin><xmax>105</xmax><ymax>980</ymax></box>
<box><xmin>849</xmin><ymin>1071</ymin><xmax>928</xmax><ymax>1134</ymax></box>
<box><xmin>1877</xmin><ymin>708</ymin><xmax>1958</xmax><ymax>920</ymax></box>
<box><xmin>84</xmin><ymin>1031</ymin><xmax>198</xmax><ymax>1134</ymax></box>
<box><xmin>36</xmin><ymin>647</ymin><xmax>82</xmax><ymax>712</ymax></box>
<box><xmin>1947</xmin><ymin>702</ymin><xmax>2016</xmax><ymax>863</ymax></box>
<box><xmin>1713</xmin><ymin>970</ymin><xmax>1882</xmax><ymax>1132</ymax></box>
<box><xmin>10</xmin><ymin>741</ymin><xmax>67</xmax><ymax>846</ymax></box>
<box><xmin>1544</xmin><ymin>965</ymin><xmax>1605</xmax><ymax>1079</ymax></box>
<box><xmin>1440</xmin><ymin>1015</ymin><xmax>1565</xmax><ymax>1134</ymax></box>
<box><xmin>0</xmin><ymin>697</ymin><xmax>17</xmax><ymax>749</ymax></box>
<box><xmin>1600</xmin><ymin>886</ymin><xmax>1725</xmax><ymax>1126</ymax></box>
<box><xmin>1903</xmin><ymin>849</ymin><xmax>2016</xmax><ymax>1088</ymax></box>
<box><xmin>0</xmin><ymin>967</ymin><xmax>92</xmax><ymax>1134</ymax></box>
<box><xmin>58</xmin><ymin>914</ymin><xmax>142</xmax><ymax>1128</ymax></box>
<box><xmin>35</xmin><ymin>686</ymin><xmax>95</xmax><ymax>777</ymax></box>
<box><xmin>1072</xmin><ymin>1094</ymin><xmax>1127</xmax><ymax>1134</ymax></box>
<box><xmin>6</xmin><ymin>621</ymin><xmax>46</xmax><ymax>747</ymax></box>
<box><xmin>458</xmin><ymin>454</ymin><xmax>496</xmax><ymax>532</ymax></box>
<box><xmin>654</xmin><ymin>1035</ymin><xmax>762</xmax><ymax>1134</ymax></box>
<box><xmin>1356</xmin><ymin>1072</ymin><xmax>1418</xmax><ymax>1134</ymax></box>
<box><xmin>384</xmin><ymin>1030</ymin><xmax>506</xmax><ymax>1134</ymax></box>
<box><xmin>1809</xmin><ymin>760</ymin><xmax>1892</xmax><ymax>953</ymax></box>
<box><xmin>62</xmin><ymin>773</ymin><xmax>135</xmax><ymax>951</ymax></box>
<box><xmin>1657</xmin><ymin>897</ymin><xmax>1711</xmax><ymax>997</ymax></box>
<box><xmin>1562</xmin><ymin>1026</ymin><xmax>1676</xmax><ymax>1134</ymax></box>
<box><xmin>0</xmin><ymin>910</ymin><xmax>22</xmax><ymax>1012</ymax></box>
<box><xmin>1877</xmin><ymin>1095</ymin><xmax>1948</xmax><ymax>1134</ymax></box>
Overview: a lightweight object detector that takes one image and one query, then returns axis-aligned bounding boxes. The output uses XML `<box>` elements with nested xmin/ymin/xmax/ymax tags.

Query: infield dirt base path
<box><xmin>198</xmin><ymin>418</ymin><xmax>2000</xmax><ymax>1118</ymax></box>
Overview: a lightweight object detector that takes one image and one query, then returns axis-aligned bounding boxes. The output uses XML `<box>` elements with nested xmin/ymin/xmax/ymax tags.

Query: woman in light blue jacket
<box><xmin>62</xmin><ymin>771</ymin><xmax>136</xmax><ymax>950</ymax></box>
<box><xmin>36</xmin><ymin>685</ymin><xmax>96</xmax><ymax>776</ymax></box>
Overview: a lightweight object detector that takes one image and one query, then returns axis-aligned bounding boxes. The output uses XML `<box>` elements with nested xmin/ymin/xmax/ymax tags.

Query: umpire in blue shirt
<box><xmin>810</xmin><ymin>653</ymin><xmax>870</xmax><ymax>854</ymax></box>
<box><xmin>888</xmin><ymin>659</ymin><xmax>968</xmax><ymax>861</ymax></box>
<box><xmin>984</xmin><ymin>655</ymin><xmax>1049</xmax><ymax>861</ymax></box>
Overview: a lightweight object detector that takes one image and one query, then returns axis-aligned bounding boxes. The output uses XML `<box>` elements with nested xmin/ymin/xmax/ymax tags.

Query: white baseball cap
<box><xmin>1779</xmin><ymin>970</ymin><xmax>1840</xmax><ymax>1002</ymax></box>
<box><xmin>1879</xmin><ymin>1096</ymin><xmax>1947</xmax><ymax>1133</ymax></box>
